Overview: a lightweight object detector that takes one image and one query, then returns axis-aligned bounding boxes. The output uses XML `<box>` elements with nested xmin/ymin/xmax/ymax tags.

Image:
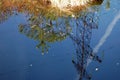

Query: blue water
<box><xmin>0</xmin><ymin>0</ymin><xmax>120</xmax><ymax>80</ymax></box>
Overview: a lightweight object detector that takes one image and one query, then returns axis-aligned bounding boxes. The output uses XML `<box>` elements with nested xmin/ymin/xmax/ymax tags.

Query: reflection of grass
<box><xmin>0</xmin><ymin>0</ymin><xmax>103</xmax><ymax>18</ymax></box>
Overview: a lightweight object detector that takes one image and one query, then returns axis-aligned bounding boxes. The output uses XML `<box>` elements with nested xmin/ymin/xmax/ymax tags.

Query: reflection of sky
<box><xmin>93</xmin><ymin>11</ymin><xmax>120</xmax><ymax>53</ymax></box>
<box><xmin>90</xmin><ymin>0</ymin><xmax>120</xmax><ymax>80</ymax></box>
<box><xmin>87</xmin><ymin>11</ymin><xmax>120</xmax><ymax>67</ymax></box>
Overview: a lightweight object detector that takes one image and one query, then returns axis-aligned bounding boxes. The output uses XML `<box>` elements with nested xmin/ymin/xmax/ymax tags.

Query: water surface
<box><xmin>0</xmin><ymin>0</ymin><xmax>120</xmax><ymax>80</ymax></box>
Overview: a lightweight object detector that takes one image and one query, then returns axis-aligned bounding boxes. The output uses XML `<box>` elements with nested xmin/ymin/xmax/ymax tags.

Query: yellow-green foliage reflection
<box><xmin>106</xmin><ymin>0</ymin><xmax>110</xmax><ymax>10</ymax></box>
<box><xmin>18</xmin><ymin>15</ymin><xmax>70</xmax><ymax>54</ymax></box>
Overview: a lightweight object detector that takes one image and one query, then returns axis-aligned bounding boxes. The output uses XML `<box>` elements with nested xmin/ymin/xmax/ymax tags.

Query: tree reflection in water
<box><xmin>69</xmin><ymin>13</ymin><xmax>102</xmax><ymax>80</ymax></box>
<box><xmin>18</xmin><ymin>16</ymin><xmax>69</xmax><ymax>54</ymax></box>
<box><xmin>0</xmin><ymin>0</ymin><xmax>103</xmax><ymax>80</ymax></box>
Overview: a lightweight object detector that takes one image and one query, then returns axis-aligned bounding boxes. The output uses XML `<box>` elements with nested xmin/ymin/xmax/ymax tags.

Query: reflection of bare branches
<box><xmin>70</xmin><ymin>13</ymin><xmax>102</xmax><ymax>80</ymax></box>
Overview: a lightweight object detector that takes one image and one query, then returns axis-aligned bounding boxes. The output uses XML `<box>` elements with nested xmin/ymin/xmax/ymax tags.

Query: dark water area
<box><xmin>0</xmin><ymin>0</ymin><xmax>120</xmax><ymax>80</ymax></box>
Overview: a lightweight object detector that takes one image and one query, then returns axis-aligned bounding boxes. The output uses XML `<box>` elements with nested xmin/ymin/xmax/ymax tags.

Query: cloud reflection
<box><xmin>87</xmin><ymin>11</ymin><xmax>120</xmax><ymax>67</ymax></box>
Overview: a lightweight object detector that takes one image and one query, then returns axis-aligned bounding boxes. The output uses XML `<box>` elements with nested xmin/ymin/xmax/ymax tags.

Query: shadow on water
<box><xmin>0</xmin><ymin>0</ymin><xmax>104</xmax><ymax>80</ymax></box>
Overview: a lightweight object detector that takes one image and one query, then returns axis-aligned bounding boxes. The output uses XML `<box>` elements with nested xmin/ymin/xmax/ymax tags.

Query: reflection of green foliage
<box><xmin>106</xmin><ymin>0</ymin><xmax>110</xmax><ymax>10</ymax></box>
<box><xmin>19</xmin><ymin>16</ymin><xmax>69</xmax><ymax>54</ymax></box>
